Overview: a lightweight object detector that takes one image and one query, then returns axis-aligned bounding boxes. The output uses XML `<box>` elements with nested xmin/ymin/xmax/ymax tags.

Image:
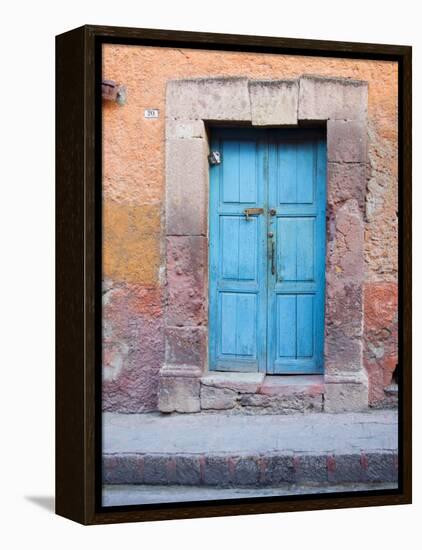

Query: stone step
<box><xmin>200</xmin><ymin>373</ymin><xmax>325</xmax><ymax>413</ymax></box>
<box><xmin>103</xmin><ymin>410</ymin><xmax>398</xmax><ymax>487</ymax></box>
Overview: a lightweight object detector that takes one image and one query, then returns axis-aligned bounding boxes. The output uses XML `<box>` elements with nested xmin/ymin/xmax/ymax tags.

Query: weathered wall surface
<box><xmin>102</xmin><ymin>45</ymin><xmax>398</xmax><ymax>411</ymax></box>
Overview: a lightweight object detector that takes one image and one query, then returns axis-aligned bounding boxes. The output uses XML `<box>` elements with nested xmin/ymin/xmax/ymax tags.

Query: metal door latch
<box><xmin>243</xmin><ymin>207</ymin><xmax>264</xmax><ymax>221</ymax></box>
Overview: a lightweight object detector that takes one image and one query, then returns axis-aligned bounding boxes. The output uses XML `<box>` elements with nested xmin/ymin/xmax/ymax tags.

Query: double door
<box><xmin>209</xmin><ymin>128</ymin><xmax>326</xmax><ymax>374</ymax></box>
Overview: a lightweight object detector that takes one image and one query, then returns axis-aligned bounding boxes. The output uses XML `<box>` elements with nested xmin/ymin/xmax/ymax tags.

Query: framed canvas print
<box><xmin>56</xmin><ymin>25</ymin><xmax>412</xmax><ymax>524</ymax></box>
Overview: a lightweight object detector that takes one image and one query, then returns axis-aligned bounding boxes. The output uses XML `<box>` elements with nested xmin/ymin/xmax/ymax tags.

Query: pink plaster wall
<box><xmin>102</xmin><ymin>44</ymin><xmax>398</xmax><ymax>411</ymax></box>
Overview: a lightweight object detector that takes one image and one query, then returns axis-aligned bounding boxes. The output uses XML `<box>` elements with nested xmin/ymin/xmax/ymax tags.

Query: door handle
<box><xmin>243</xmin><ymin>207</ymin><xmax>264</xmax><ymax>221</ymax></box>
<box><xmin>271</xmin><ymin>239</ymin><xmax>276</xmax><ymax>275</ymax></box>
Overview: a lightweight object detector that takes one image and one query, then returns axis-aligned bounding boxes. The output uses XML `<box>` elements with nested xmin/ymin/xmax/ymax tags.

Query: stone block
<box><xmin>234</xmin><ymin>457</ymin><xmax>260</xmax><ymax>486</ymax></box>
<box><xmin>239</xmin><ymin>392</ymin><xmax>323</xmax><ymax>414</ymax></box>
<box><xmin>324</xmin><ymin>332</ymin><xmax>363</xmax><ymax>374</ymax></box>
<box><xmin>259</xmin><ymin>375</ymin><xmax>324</xmax><ymax>397</ymax></box>
<box><xmin>327</xmin><ymin>120</ymin><xmax>368</xmax><ymax>162</ymax></box>
<box><xmin>166</xmin><ymin>77</ymin><xmax>251</xmax><ymax>121</ymax></box>
<box><xmin>365</xmin><ymin>452</ymin><xmax>398</xmax><ymax>483</ymax></box>
<box><xmin>249</xmin><ymin>79</ymin><xmax>298</xmax><ymax>126</ymax></box>
<box><xmin>325</xmin><ymin>283</ymin><xmax>363</xmax><ymax>338</ymax></box>
<box><xmin>166</xmin><ymin>327</ymin><xmax>207</xmax><ymax>368</ymax></box>
<box><xmin>325</xmin><ymin>269</ymin><xmax>364</xmax><ymax>376</ymax></box>
<box><xmin>102</xmin><ymin>454</ymin><xmax>144</xmax><ymax>484</ymax></box>
<box><xmin>324</xmin><ymin>377</ymin><xmax>368</xmax><ymax>412</ymax></box>
<box><xmin>158</xmin><ymin>376</ymin><xmax>200</xmax><ymax>413</ymax></box>
<box><xmin>299</xmin><ymin>75</ymin><xmax>368</xmax><ymax>121</ymax></box>
<box><xmin>239</xmin><ymin>393</ymin><xmax>270</xmax><ymax>408</ymax></box>
<box><xmin>166</xmin><ymin>236</ymin><xmax>207</xmax><ymax>326</ymax></box>
<box><xmin>160</xmin><ymin>364</ymin><xmax>202</xmax><ymax>378</ymax></box>
<box><xmin>327</xmin><ymin>200</ymin><xmax>364</xmax><ymax>280</ymax></box>
<box><xmin>295</xmin><ymin>454</ymin><xmax>328</xmax><ymax>483</ymax></box>
<box><xmin>203</xmin><ymin>456</ymin><xmax>231</xmax><ymax>486</ymax></box>
<box><xmin>327</xmin><ymin>162</ymin><xmax>367</xmax><ymax>213</ymax></box>
<box><xmin>166</xmin><ymin>138</ymin><xmax>208</xmax><ymax>236</ymax></box>
<box><xmin>201</xmin><ymin>372</ymin><xmax>265</xmax><ymax>393</ymax></box>
<box><xmin>265</xmin><ymin>455</ymin><xmax>296</xmax><ymax>484</ymax></box>
<box><xmin>166</xmin><ymin>119</ymin><xmax>207</xmax><ymax>140</ymax></box>
<box><xmin>200</xmin><ymin>385</ymin><xmax>238</xmax><ymax>410</ymax></box>
<box><xmin>143</xmin><ymin>455</ymin><xmax>169</xmax><ymax>484</ymax></box>
<box><xmin>175</xmin><ymin>456</ymin><xmax>201</xmax><ymax>485</ymax></box>
<box><xmin>327</xmin><ymin>454</ymin><xmax>363</xmax><ymax>483</ymax></box>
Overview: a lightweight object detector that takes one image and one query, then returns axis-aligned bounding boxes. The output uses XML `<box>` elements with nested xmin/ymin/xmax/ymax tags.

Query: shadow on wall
<box><xmin>24</xmin><ymin>496</ymin><xmax>55</xmax><ymax>513</ymax></box>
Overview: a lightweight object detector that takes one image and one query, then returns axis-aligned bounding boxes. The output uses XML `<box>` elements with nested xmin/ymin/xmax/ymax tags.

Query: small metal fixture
<box><xmin>243</xmin><ymin>207</ymin><xmax>264</xmax><ymax>221</ymax></box>
<box><xmin>102</xmin><ymin>79</ymin><xmax>127</xmax><ymax>105</ymax></box>
<box><xmin>270</xmin><ymin>240</ymin><xmax>276</xmax><ymax>275</ymax></box>
<box><xmin>208</xmin><ymin>151</ymin><xmax>221</xmax><ymax>165</ymax></box>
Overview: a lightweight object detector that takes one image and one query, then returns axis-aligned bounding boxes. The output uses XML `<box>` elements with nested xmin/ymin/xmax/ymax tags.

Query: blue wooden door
<box><xmin>209</xmin><ymin>129</ymin><xmax>326</xmax><ymax>374</ymax></box>
<box><xmin>267</xmin><ymin>133</ymin><xmax>326</xmax><ymax>374</ymax></box>
<box><xmin>209</xmin><ymin>129</ymin><xmax>267</xmax><ymax>372</ymax></box>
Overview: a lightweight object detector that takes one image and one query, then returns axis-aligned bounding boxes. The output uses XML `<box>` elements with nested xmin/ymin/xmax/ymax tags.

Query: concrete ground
<box><xmin>102</xmin><ymin>409</ymin><xmax>398</xmax><ymax>505</ymax></box>
<box><xmin>103</xmin><ymin>409</ymin><xmax>398</xmax><ymax>455</ymax></box>
<box><xmin>103</xmin><ymin>482</ymin><xmax>398</xmax><ymax>507</ymax></box>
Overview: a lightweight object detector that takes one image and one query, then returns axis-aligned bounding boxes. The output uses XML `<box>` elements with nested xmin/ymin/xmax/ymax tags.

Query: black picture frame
<box><xmin>56</xmin><ymin>24</ymin><xmax>412</xmax><ymax>525</ymax></box>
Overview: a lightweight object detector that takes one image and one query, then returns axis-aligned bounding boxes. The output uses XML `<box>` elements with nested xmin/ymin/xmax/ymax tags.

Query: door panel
<box><xmin>209</xmin><ymin>129</ymin><xmax>267</xmax><ymax>372</ymax></box>
<box><xmin>268</xmin><ymin>136</ymin><xmax>326</xmax><ymax>374</ymax></box>
<box><xmin>278</xmin><ymin>141</ymin><xmax>314</xmax><ymax>204</ymax></box>
<box><xmin>222</xmin><ymin>140</ymin><xmax>257</xmax><ymax>203</ymax></box>
<box><xmin>209</xmin><ymin>128</ymin><xmax>326</xmax><ymax>374</ymax></box>
<box><xmin>296</xmin><ymin>294</ymin><xmax>314</xmax><ymax>358</ymax></box>
<box><xmin>277</xmin><ymin>217</ymin><xmax>315</xmax><ymax>282</ymax></box>
<box><xmin>220</xmin><ymin>216</ymin><xmax>258</xmax><ymax>281</ymax></box>
<box><xmin>220</xmin><ymin>292</ymin><xmax>257</xmax><ymax>357</ymax></box>
<box><xmin>277</xmin><ymin>294</ymin><xmax>297</xmax><ymax>357</ymax></box>
<box><xmin>276</xmin><ymin>294</ymin><xmax>315</xmax><ymax>358</ymax></box>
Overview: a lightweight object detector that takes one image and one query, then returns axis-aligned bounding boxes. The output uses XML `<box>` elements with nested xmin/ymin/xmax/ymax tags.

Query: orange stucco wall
<box><xmin>102</xmin><ymin>44</ymin><xmax>398</xmax><ymax>411</ymax></box>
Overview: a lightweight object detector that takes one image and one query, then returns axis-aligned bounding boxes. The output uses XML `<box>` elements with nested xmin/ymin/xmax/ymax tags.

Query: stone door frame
<box><xmin>159</xmin><ymin>75</ymin><xmax>369</xmax><ymax>413</ymax></box>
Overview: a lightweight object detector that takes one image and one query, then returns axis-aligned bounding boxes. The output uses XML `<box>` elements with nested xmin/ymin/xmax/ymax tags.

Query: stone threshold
<box><xmin>200</xmin><ymin>372</ymin><xmax>324</xmax><ymax>413</ymax></box>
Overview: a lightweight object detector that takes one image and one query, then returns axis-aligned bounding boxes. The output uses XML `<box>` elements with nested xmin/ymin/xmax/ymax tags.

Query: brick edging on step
<box><xmin>103</xmin><ymin>451</ymin><xmax>398</xmax><ymax>486</ymax></box>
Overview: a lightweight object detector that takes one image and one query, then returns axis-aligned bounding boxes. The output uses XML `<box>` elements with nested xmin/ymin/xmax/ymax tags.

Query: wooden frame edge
<box><xmin>56</xmin><ymin>25</ymin><xmax>87</xmax><ymax>524</ymax></box>
<box><xmin>55</xmin><ymin>25</ymin><xmax>412</xmax><ymax>525</ymax></box>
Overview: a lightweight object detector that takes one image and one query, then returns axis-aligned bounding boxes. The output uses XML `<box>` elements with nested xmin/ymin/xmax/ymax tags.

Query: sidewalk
<box><xmin>103</xmin><ymin>482</ymin><xmax>398</xmax><ymax>507</ymax></box>
<box><xmin>103</xmin><ymin>409</ymin><xmax>398</xmax><ymax>491</ymax></box>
